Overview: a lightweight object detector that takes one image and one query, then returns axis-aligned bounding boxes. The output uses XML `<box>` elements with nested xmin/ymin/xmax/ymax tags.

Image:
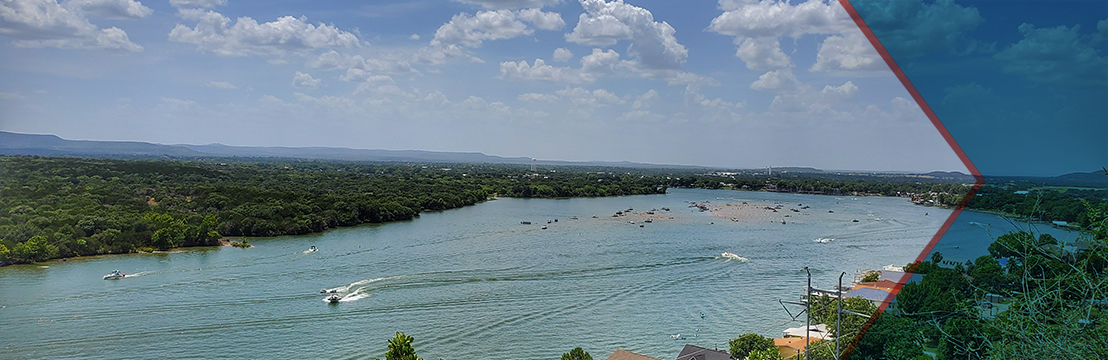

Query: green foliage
<box><xmin>745</xmin><ymin>347</ymin><xmax>782</xmax><ymax>360</ymax></box>
<box><xmin>0</xmin><ymin>156</ymin><xmax>673</xmax><ymax>263</ymax></box>
<box><xmin>0</xmin><ymin>243</ymin><xmax>9</xmax><ymax>263</ymax></box>
<box><xmin>729</xmin><ymin>333</ymin><xmax>775</xmax><ymax>359</ymax></box>
<box><xmin>10</xmin><ymin>235</ymin><xmax>58</xmax><ymax>263</ymax></box>
<box><xmin>561</xmin><ymin>347</ymin><xmax>592</xmax><ymax>360</ymax></box>
<box><xmin>378</xmin><ymin>332</ymin><xmax>423</xmax><ymax>360</ymax></box>
<box><xmin>858</xmin><ymin>194</ymin><xmax>1108</xmax><ymax>360</ymax></box>
<box><xmin>860</xmin><ymin>272</ymin><xmax>879</xmax><ymax>283</ymax></box>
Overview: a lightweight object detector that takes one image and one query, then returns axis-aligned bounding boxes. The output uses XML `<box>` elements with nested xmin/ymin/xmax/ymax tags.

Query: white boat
<box><xmin>327</xmin><ymin>294</ymin><xmax>341</xmax><ymax>303</ymax></box>
<box><xmin>103</xmin><ymin>270</ymin><xmax>125</xmax><ymax>280</ymax></box>
<box><xmin>720</xmin><ymin>252</ymin><xmax>748</xmax><ymax>262</ymax></box>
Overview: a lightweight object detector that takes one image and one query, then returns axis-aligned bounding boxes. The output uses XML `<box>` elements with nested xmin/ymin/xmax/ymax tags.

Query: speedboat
<box><xmin>320</xmin><ymin>289</ymin><xmax>338</xmax><ymax>294</ymax></box>
<box><xmin>307</xmin><ymin>246</ymin><xmax>317</xmax><ymax>252</ymax></box>
<box><xmin>103</xmin><ymin>270</ymin><xmax>125</xmax><ymax>280</ymax></box>
<box><xmin>327</xmin><ymin>294</ymin><xmax>341</xmax><ymax>303</ymax></box>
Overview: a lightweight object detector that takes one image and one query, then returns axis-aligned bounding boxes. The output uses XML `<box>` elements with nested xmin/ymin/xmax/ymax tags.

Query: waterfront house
<box><xmin>782</xmin><ymin>324</ymin><xmax>832</xmax><ymax>340</ymax></box>
<box><xmin>607</xmin><ymin>349</ymin><xmax>662</xmax><ymax>360</ymax></box>
<box><xmin>674</xmin><ymin>344</ymin><xmax>735</xmax><ymax>360</ymax></box>
<box><xmin>773</xmin><ymin>336</ymin><xmax>818</xmax><ymax>359</ymax></box>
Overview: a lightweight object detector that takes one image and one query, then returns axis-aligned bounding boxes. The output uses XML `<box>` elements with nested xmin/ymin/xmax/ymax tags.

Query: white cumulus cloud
<box><xmin>518</xmin><ymin>92</ymin><xmax>559</xmax><ymax>103</ymax></box>
<box><xmin>499</xmin><ymin>59</ymin><xmax>591</xmax><ymax>83</ymax></box>
<box><xmin>169</xmin><ymin>9</ymin><xmax>360</xmax><ymax>57</ymax></box>
<box><xmin>292</xmin><ymin>71</ymin><xmax>320</xmax><ymax>89</ymax></box>
<box><xmin>0</xmin><ymin>0</ymin><xmax>143</xmax><ymax>51</ymax></box>
<box><xmin>552</xmin><ymin>47</ymin><xmax>572</xmax><ymax>61</ymax></box>
<box><xmin>810</xmin><ymin>32</ymin><xmax>885</xmax><ymax>74</ymax></box>
<box><xmin>431</xmin><ymin>8</ymin><xmax>563</xmax><ymax>48</ymax></box>
<box><xmin>565</xmin><ymin>0</ymin><xmax>688</xmax><ymax>70</ymax></box>
<box><xmin>579</xmin><ymin>48</ymin><xmax>620</xmax><ymax>74</ymax></box>
<box><xmin>67</xmin><ymin>0</ymin><xmax>151</xmax><ymax>19</ymax></box>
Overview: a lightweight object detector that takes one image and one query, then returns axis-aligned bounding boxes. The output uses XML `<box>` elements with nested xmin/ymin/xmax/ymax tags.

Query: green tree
<box><xmin>378</xmin><ymin>332</ymin><xmax>423</xmax><ymax>360</ymax></box>
<box><xmin>729</xmin><ymin>333</ymin><xmax>775</xmax><ymax>359</ymax></box>
<box><xmin>745</xmin><ymin>347</ymin><xmax>783</xmax><ymax>360</ymax></box>
<box><xmin>10</xmin><ymin>235</ymin><xmax>59</xmax><ymax>263</ymax></box>
<box><xmin>561</xmin><ymin>347</ymin><xmax>593</xmax><ymax>360</ymax></box>
<box><xmin>0</xmin><ymin>243</ymin><xmax>9</xmax><ymax>263</ymax></box>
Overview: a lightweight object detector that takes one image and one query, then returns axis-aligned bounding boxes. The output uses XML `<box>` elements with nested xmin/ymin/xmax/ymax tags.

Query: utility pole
<box><xmin>805</xmin><ymin>266</ymin><xmax>811</xmax><ymax>360</ymax></box>
<box><xmin>836</xmin><ymin>271</ymin><xmax>845</xmax><ymax>360</ymax></box>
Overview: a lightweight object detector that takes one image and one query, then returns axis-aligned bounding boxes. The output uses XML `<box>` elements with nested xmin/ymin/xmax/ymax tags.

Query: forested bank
<box><xmin>0</xmin><ymin>156</ymin><xmax>667</xmax><ymax>264</ymax></box>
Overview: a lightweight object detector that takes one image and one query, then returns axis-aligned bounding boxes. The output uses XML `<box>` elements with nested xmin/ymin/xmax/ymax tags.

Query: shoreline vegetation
<box><xmin>1</xmin><ymin>155</ymin><xmax>1102</xmax><ymax>266</ymax></box>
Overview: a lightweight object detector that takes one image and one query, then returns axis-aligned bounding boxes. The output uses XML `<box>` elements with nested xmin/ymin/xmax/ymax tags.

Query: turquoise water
<box><xmin>1</xmin><ymin>189</ymin><xmax>958</xmax><ymax>359</ymax></box>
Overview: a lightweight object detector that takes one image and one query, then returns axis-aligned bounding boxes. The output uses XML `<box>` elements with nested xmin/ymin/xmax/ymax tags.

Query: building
<box><xmin>781</xmin><ymin>324</ymin><xmax>832</xmax><ymax>340</ymax></box>
<box><xmin>606</xmin><ymin>349</ymin><xmax>662</xmax><ymax>360</ymax></box>
<box><xmin>773</xmin><ymin>336</ymin><xmax>820</xmax><ymax>359</ymax></box>
<box><xmin>674</xmin><ymin>344</ymin><xmax>735</xmax><ymax>360</ymax></box>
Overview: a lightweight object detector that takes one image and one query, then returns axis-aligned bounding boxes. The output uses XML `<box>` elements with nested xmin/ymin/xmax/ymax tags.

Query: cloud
<box><xmin>750</xmin><ymin>69</ymin><xmax>802</xmax><ymax>92</ymax></box>
<box><xmin>157</xmin><ymin>97</ymin><xmax>203</xmax><ymax>113</ymax></box>
<box><xmin>0</xmin><ymin>0</ymin><xmax>143</xmax><ymax>51</ymax></box>
<box><xmin>733</xmin><ymin>37</ymin><xmax>791</xmax><ymax>70</ymax></box>
<box><xmin>810</xmin><ymin>32</ymin><xmax>885</xmax><ymax>74</ymax></box>
<box><xmin>516</xmin><ymin>8</ymin><xmax>564</xmax><ymax>30</ymax></box>
<box><xmin>708</xmin><ymin>0</ymin><xmax>851</xmax><ymax>39</ymax></box>
<box><xmin>67</xmin><ymin>0</ymin><xmax>151</xmax><ymax>19</ymax></box>
<box><xmin>565</xmin><ymin>0</ymin><xmax>688</xmax><ymax>70</ymax></box>
<box><xmin>169</xmin><ymin>0</ymin><xmax>224</xmax><ymax>9</ymax></box>
<box><xmin>169</xmin><ymin>9</ymin><xmax>360</xmax><ymax>57</ymax></box>
<box><xmin>631</xmin><ymin>89</ymin><xmax>657</xmax><ymax>109</ymax></box>
<box><xmin>0</xmin><ymin>91</ymin><xmax>25</xmax><ymax>100</ymax></box>
<box><xmin>205</xmin><ymin>80</ymin><xmax>237</xmax><ymax>89</ymax></box>
<box><xmin>617</xmin><ymin>110</ymin><xmax>665</xmax><ymax>122</ymax></box>
<box><xmin>849</xmin><ymin>0</ymin><xmax>983</xmax><ymax>58</ymax></box>
<box><xmin>499</xmin><ymin>59</ymin><xmax>592</xmax><ymax>83</ymax></box>
<box><xmin>453</xmin><ymin>0</ymin><xmax>562</xmax><ymax>10</ymax></box>
<box><xmin>994</xmin><ymin>23</ymin><xmax>1108</xmax><ymax>87</ymax></box>
<box><xmin>552</xmin><ymin>47</ymin><xmax>572</xmax><ymax>61</ymax></box>
<box><xmin>555</xmin><ymin>86</ymin><xmax>623</xmax><ymax>107</ymax></box>
<box><xmin>430</xmin><ymin>9</ymin><xmax>563</xmax><ymax>48</ymax></box>
<box><xmin>518</xmin><ymin>92</ymin><xmax>559</xmax><ymax>103</ymax></box>
<box><xmin>409</xmin><ymin>33</ymin><xmax>420</xmax><ymax>40</ymax></box>
<box><xmin>341</xmin><ymin>68</ymin><xmax>394</xmax><ymax>84</ymax></box>
<box><xmin>579</xmin><ymin>48</ymin><xmax>620</xmax><ymax>74</ymax></box>
<box><xmin>708</xmin><ymin>0</ymin><xmax>851</xmax><ymax>70</ymax></box>
<box><xmin>820</xmin><ymin>81</ymin><xmax>858</xmax><ymax>101</ymax></box>
<box><xmin>292</xmin><ymin>71</ymin><xmax>320</xmax><ymax>89</ymax></box>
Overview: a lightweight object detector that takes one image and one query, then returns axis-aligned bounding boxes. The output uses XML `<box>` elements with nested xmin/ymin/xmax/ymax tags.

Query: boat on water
<box><xmin>327</xmin><ymin>294</ymin><xmax>341</xmax><ymax>303</ymax></box>
<box><xmin>720</xmin><ymin>252</ymin><xmax>747</xmax><ymax>261</ymax></box>
<box><xmin>814</xmin><ymin>237</ymin><xmax>834</xmax><ymax>244</ymax></box>
<box><xmin>306</xmin><ymin>246</ymin><xmax>317</xmax><ymax>253</ymax></box>
<box><xmin>320</xmin><ymin>289</ymin><xmax>338</xmax><ymax>294</ymax></box>
<box><xmin>103</xmin><ymin>270</ymin><xmax>125</xmax><ymax>280</ymax></box>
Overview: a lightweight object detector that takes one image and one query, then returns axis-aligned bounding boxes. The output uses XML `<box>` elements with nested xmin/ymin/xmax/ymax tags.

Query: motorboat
<box><xmin>103</xmin><ymin>270</ymin><xmax>125</xmax><ymax>280</ymax></box>
<box><xmin>307</xmin><ymin>246</ymin><xmax>317</xmax><ymax>252</ymax></box>
<box><xmin>320</xmin><ymin>289</ymin><xmax>338</xmax><ymax>294</ymax></box>
<box><xmin>327</xmin><ymin>294</ymin><xmax>341</xmax><ymax>303</ymax></box>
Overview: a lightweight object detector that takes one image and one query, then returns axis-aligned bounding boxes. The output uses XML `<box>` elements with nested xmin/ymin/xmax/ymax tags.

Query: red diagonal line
<box><xmin>837</xmin><ymin>0</ymin><xmax>986</xmax><ymax>358</ymax></box>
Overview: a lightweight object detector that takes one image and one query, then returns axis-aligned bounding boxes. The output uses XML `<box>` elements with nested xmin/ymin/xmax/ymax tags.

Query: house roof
<box><xmin>607</xmin><ymin>349</ymin><xmax>662</xmax><ymax>360</ymax></box>
<box><xmin>844</xmin><ymin>287</ymin><xmax>892</xmax><ymax>302</ymax></box>
<box><xmin>854</xmin><ymin>279</ymin><xmax>899</xmax><ymax>291</ymax></box>
<box><xmin>782</xmin><ymin>324</ymin><xmax>832</xmax><ymax>340</ymax></box>
<box><xmin>674</xmin><ymin>344</ymin><xmax>735</xmax><ymax>360</ymax></box>
<box><xmin>774</xmin><ymin>337</ymin><xmax>819</xmax><ymax>351</ymax></box>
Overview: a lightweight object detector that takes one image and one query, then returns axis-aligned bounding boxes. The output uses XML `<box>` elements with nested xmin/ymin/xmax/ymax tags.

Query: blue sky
<box><xmin>853</xmin><ymin>0</ymin><xmax>1107</xmax><ymax>177</ymax></box>
<box><xmin>0</xmin><ymin>0</ymin><xmax>997</xmax><ymax>173</ymax></box>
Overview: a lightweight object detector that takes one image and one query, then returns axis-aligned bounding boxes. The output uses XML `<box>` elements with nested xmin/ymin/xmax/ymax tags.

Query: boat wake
<box><xmin>719</xmin><ymin>252</ymin><xmax>749</xmax><ymax>262</ymax></box>
<box><xmin>125</xmin><ymin>271</ymin><xmax>153</xmax><ymax>278</ymax></box>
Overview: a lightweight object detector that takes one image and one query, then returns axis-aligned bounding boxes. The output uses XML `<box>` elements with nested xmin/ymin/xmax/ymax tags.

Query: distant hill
<box><xmin>0</xmin><ymin>131</ymin><xmax>202</xmax><ymax>157</ymax></box>
<box><xmin>0</xmin><ymin>131</ymin><xmax>701</xmax><ymax>168</ymax></box>
<box><xmin>986</xmin><ymin>170</ymin><xmax>1108</xmax><ymax>188</ymax></box>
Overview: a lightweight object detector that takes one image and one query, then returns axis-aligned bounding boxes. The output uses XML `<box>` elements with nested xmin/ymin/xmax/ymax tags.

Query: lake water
<box><xmin>0</xmin><ymin>188</ymin><xmax>1009</xmax><ymax>359</ymax></box>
